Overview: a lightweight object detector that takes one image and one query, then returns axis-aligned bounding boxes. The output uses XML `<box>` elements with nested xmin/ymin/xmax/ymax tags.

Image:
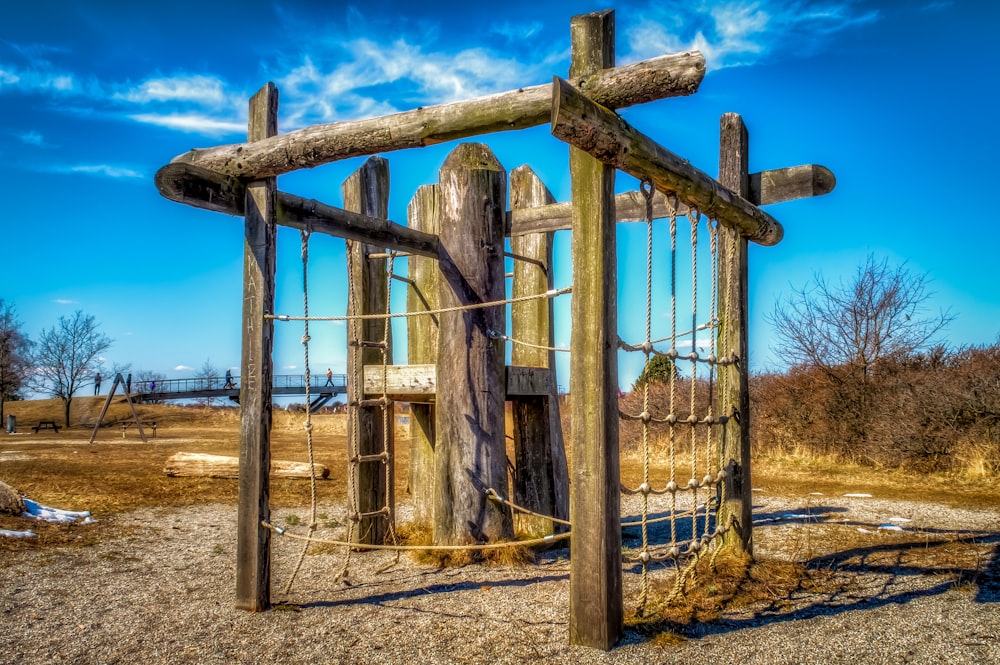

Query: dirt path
<box><xmin>1</xmin><ymin>493</ymin><xmax>998</xmax><ymax>664</ymax></box>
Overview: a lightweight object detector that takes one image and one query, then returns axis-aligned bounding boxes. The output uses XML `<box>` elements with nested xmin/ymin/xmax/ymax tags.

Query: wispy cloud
<box><xmin>53</xmin><ymin>298</ymin><xmax>75</xmax><ymax>305</ymax></box>
<box><xmin>274</xmin><ymin>35</ymin><xmax>547</xmax><ymax>128</ymax></box>
<box><xmin>174</xmin><ymin>364</ymin><xmax>193</xmax><ymax>372</ymax></box>
<box><xmin>490</xmin><ymin>20</ymin><xmax>544</xmax><ymax>41</ymax></box>
<box><xmin>129</xmin><ymin>112</ymin><xmax>246</xmax><ymax>136</ymax></box>
<box><xmin>624</xmin><ymin>0</ymin><xmax>879</xmax><ymax>71</ymax></box>
<box><xmin>116</xmin><ymin>75</ymin><xmax>229</xmax><ymax>106</ymax></box>
<box><xmin>53</xmin><ymin>164</ymin><xmax>145</xmax><ymax>179</ymax></box>
<box><xmin>16</xmin><ymin>130</ymin><xmax>44</xmax><ymax>146</ymax></box>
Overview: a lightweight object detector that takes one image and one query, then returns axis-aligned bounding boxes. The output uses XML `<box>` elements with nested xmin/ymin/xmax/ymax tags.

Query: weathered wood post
<box><xmin>434</xmin><ymin>143</ymin><xmax>513</xmax><ymax>546</ymax></box>
<box><xmin>236</xmin><ymin>82</ymin><xmax>277</xmax><ymax>611</ymax></box>
<box><xmin>343</xmin><ymin>156</ymin><xmax>394</xmax><ymax>545</ymax></box>
<box><xmin>718</xmin><ymin>113</ymin><xmax>753</xmax><ymax>555</ymax></box>
<box><xmin>567</xmin><ymin>10</ymin><xmax>623</xmax><ymax>650</ymax></box>
<box><xmin>509</xmin><ymin>165</ymin><xmax>569</xmax><ymax>537</ymax></box>
<box><xmin>406</xmin><ymin>184</ymin><xmax>440</xmax><ymax>524</ymax></box>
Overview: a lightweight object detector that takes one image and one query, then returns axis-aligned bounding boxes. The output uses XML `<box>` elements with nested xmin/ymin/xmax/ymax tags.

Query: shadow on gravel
<box><xmin>293</xmin><ymin>572</ymin><xmax>568</xmax><ymax>612</ymax></box>
<box><xmin>684</xmin><ymin>530</ymin><xmax>1000</xmax><ymax>639</ymax></box>
<box><xmin>976</xmin><ymin>540</ymin><xmax>1000</xmax><ymax>603</ymax></box>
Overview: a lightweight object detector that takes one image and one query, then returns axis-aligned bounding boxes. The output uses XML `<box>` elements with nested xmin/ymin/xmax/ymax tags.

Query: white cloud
<box><xmin>117</xmin><ymin>75</ymin><xmax>229</xmax><ymax>106</ymax></box>
<box><xmin>53</xmin><ymin>298</ymin><xmax>75</xmax><ymax>305</ymax></box>
<box><xmin>624</xmin><ymin>0</ymin><xmax>880</xmax><ymax>72</ymax></box>
<box><xmin>174</xmin><ymin>365</ymin><xmax>194</xmax><ymax>371</ymax></box>
<box><xmin>275</xmin><ymin>34</ymin><xmax>550</xmax><ymax>129</ymax></box>
<box><xmin>66</xmin><ymin>164</ymin><xmax>144</xmax><ymax>179</ymax></box>
<box><xmin>128</xmin><ymin>112</ymin><xmax>246</xmax><ymax>136</ymax></box>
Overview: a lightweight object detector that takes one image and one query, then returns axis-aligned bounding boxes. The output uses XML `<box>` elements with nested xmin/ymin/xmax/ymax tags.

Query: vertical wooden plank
<box><xmin>567</xmin><ymin>10</ymin><xmax>623</xmax><ymax>650</ymax></box>
<box><xmin>406</xmin><ymin>184</ymin><xmax>440</xmax><ymax>525</ymax></box>
<box><xmin>236</xmin><ymin>82</ymin><xmax>278</xmax><ymax>612</ymax></box>
<box><xmin>509</xmin><ymin>165</ymin><xmax>569</xmax><ymax>538</ymax></box>
<box><xmin>434</xmin><ymin>143</ymin><xmax>513</xmax><ymax>546</ymax></box>
<box><xmin>343</xmin><ymin>156</ymin><xmax>393</xmax><ymax>545</ymax></box>
<box><xmin>718</xmin><ymin>112</ymin><xmax>753</xmax><ymax>556</ymax></box>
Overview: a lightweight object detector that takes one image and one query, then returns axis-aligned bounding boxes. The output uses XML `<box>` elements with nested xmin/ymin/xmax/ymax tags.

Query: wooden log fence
<box><xmin>155</xmin><ymin>6</ymin><xmax>835</xmax><ymax>653</ymax></box>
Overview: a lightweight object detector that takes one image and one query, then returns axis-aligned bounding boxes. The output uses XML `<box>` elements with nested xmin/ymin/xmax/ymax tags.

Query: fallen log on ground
<box><xmin>0</xmin><ymin>479</ymin><xmax>26</xmax><ymax>515</ymax></box>
<box><xmin>164</xmin><ymin>453</ymin><xmax>329</xmax><ymax>480</ymax></box>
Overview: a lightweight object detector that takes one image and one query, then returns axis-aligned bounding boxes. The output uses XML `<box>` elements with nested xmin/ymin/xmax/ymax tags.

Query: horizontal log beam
<box><xmin>550</xmin><ymin>76</ymin><xmax>783</xmax><ymax>246</ymax></box>
<box><xmin>167</xmin><ymin>51</ymin><xmax>705</xmax><ymax>179</ymax></box>
<box><xmin>362</xmin><ymin>364</ymin><xmax>550</xmax><ymax>399</ymax></box>
<box><xmin>155</xmin><ymin>162</ymin><xmax>439</xmax><ymax>258</ymax></box>
<box><xmin>750</xmin><ymin>164</ymin><xmax>836</xmax><ymax>206</ymax></box>
<box><xmin>509</xmin><ymin>164</ymin><xmax>834</xmax><ymax>235</ymax></box>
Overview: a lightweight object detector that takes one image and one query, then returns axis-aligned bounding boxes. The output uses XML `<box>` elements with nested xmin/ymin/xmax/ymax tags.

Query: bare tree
<box><xmin>765</xmin><ymin>255</ymin><xmax>954</xmax><ymax>461</ymax></box>
<box><xmin>0</xmin><ymin>300</ymin><xmax>31</xmax><ymax>425</ymax></box>
<box><xmin>197</xmin><ymin>358</ymin><xmax>220</xmax><ymax>407</ymax></box>
<box><xmin>31</xmin><ymin>310</ymin><xmax>112</xmax><ymax>427</ymax></box>
<box><xmin>768</xmin><ymin>254</ymin><xmax>954</xmax><ymax>377</ymax></box>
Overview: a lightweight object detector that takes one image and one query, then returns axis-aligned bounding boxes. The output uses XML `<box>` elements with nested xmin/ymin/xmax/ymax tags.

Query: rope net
<box><xmin>616</xmin><ymin>181</ymin><xmax>738</xmax><ymax>613</ymax></box>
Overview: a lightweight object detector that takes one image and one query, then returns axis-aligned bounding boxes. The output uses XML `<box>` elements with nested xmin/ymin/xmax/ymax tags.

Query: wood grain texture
<box><xmin>551</xmin><ymin>76</ymin><xmax>784</xmax><ymax>246</ymax></box>
<box><xmin>433</xmin><ymin>143</ymin><xmax>512</xmax><ymax>546</ymax></box>
<box><xmin>237</xmin><ymin>83</ymin><xmax>278</xmax><ymax>613</ymax></box>
<box><xmin>343</xmin><ymin>156</ymin><xmax>393</xmax><ymax>546</ymax></box>
<box><xmin>167</xmin><ymin>51</ymin><xmax>705</xmax><ymax>179</ymax></box>
<box><xmin>567</xmin><ymin>10</ymin><xmax>624</xmax><ymax>651</ymax></box>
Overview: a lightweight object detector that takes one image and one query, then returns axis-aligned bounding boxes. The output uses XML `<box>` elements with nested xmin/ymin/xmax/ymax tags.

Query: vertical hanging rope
<box><xmin>283</xmin><ymin>230</ymin><xmax>318</xmax><ymax>594</ymax></box>
<box><xmin>688</xmin><ymin>207</ymin><xmax>700</xmax><ymax>557</ymax></box>
<box><xmin>637</xmin><ymin>179</ymin><xmax>655</xmax><ymax>615</ymax></box>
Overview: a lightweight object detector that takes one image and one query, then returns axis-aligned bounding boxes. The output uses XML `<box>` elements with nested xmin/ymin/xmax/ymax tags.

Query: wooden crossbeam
<box><xmin>155</xmin><ymin>162</ymin><xmax>440</xmax><ymax>258</ymax></box>
<box><xmin>166</xmin><ymin>51</ymin><xmax>705</xmax><ymax>180</ymax></box>
<box><xmin>551</xmin><ymin>76</ymin><xmax>785</xmax><ymax>246</ymax></box>
<box><xmin>159</xmin><ymin>160</ymin><xmax>832</xmax><ymax>250</ymax></box>
<box><xmin>362</xmin><ymin>364</ymin><xmax>550</xmax><ymax>401</ymax></box>
<box><xmin>509</xmin><ymin>164</ymin><xmax>834</xmax><ymax>235</ymax></box>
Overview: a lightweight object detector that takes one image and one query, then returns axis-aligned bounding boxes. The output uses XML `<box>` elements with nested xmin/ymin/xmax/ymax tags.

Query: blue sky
<box><xmin>2</xmin><ymin>0</ymin><xmax>997</xmax><ymax>393</ymax></box>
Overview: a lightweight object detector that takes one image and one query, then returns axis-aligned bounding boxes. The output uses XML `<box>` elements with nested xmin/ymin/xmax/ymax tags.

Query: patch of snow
<box><xmin>888</xmin><ymin>516</ymin><xmax>912</xmax><ymax>523</ymax></box>
<box><xmin>843</xmin><ymin>493</ymin><xmax>873</xmax><ymax>498</ymax></box>
<box><xmin>22</xmin><ymin>498</ymin><xmax>95</xmax><ymax>524</ymax></box>
<box><xmin>0</xmin><ymin>528</ymin><xmax>36</xmax><ymax>538</ymax></box>
<box><xmin>857</xmin><ymin>527</ymin><xmax>874</xmax><ymax>534</ymax></box>
<box><xmin>878</xmin><ymin>524</ymin><xmax>904</xmax><ymax>531</ymax></box>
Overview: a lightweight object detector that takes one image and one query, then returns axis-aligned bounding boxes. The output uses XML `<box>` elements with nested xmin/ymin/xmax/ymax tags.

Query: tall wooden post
<box><xmin>406</xmin><ymin>184</ymin><xmax>440</xmax><ymax>525</ymax></box>
<box><xmin>236</xmin><ymin>82</ymin><xmax>277</xmax><ymax>611</ymax></box>
<box><xmin>343</xmin><ymin>156</ymin><xmax>393</xmax><ymax>545</ymax></box>
<box><xmin>434</xmin><ymin>143</ymin><xmax>512</xmax><ymax>546</ymax></box>
<box><xmin>509</xmin><ymin>165</ymin><xmax>569</xmax><ymax>538</ymax></box>
<box><xmin>718</xmin><ymin>113</ymin><xmax>753</xmax><ymax>556</ymax></box>
<box><xmin>568</xmin><ymin>10</ymin><xmax>623</xmax><ymax>650</ymax></box>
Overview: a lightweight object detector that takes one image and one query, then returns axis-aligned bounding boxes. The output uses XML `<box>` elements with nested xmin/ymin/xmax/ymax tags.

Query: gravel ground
<box><xmin>2</xmin><ymin>493</ymin><xmax>998</xmax><ymax>664</ymax></box>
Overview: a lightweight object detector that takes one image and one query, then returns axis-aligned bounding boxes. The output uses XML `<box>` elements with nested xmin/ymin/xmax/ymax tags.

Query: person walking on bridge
<box><xmin>224</xmin><ymin>369</ymin><xmax>235</xmax><ymax>389</ymax></box>
<box><xmin>325</xmin><ymin>368</ymin><xmax>334</xmax><ymax>387</ymax></box>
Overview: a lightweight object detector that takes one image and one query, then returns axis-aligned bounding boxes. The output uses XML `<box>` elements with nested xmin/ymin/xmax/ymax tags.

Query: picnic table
<box><xmin>32</xmin><ymin>420</ymin><xmax>61</xmax><ymax>433</ymax></box>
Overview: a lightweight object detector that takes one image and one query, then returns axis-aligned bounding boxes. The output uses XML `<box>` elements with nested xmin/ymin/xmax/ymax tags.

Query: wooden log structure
<box><xmin>157</xmin><ymin>159</ymin><xmax>830</xmax><ymax>247</ymax></box>
<box><xmin>362</xmin><ymin>364</ymin><xmax>550</xmax><ymax>401</ymax></box>
<box><xmin>717</xmin><ymin>113</ymin><xmax>754</xmax><ymax>555</ymax></box>
<box><xmin>433</xmin><ymin>143</ymin><xmax>512</xmax><ymax>546</ymax></box>
<box><xmin>165</xmin><ymin>453</ymin><xmax>329</xmax><ymax>480</ymax></box>
<box><xmin>343</xmin><ymin>157</ymin><xmax>394</xmax><ymax>546</ymax></box>
<box><xmin>567</xmin><ymin>10</ymin><xmax>623</xmax><ymax>651</ymax></box>
<box><xmin>236</xmin><ymin>83</ymin><xmax>277</xmax><ymax>613</ymax></box>
<box><xmin>406</xmin><ymin>185</ymin><xmax>440</xmax><ymax>524</ymax></box>
<box><xmin>155</xmin><ymin>163</ymin><xmax>440</xmax><ymax>259</ymax></box>
<box><xmin>551</xmin><ymin>76</ymin><xmax>784</xmax><ymax>246</ymax></box>
<box><xmin>167</xmin><ymin>51</ymin><xmax>706</xmax><ymax>180</ymax></box>
<box><xmin>508</xmin><ymin>165</ymin><xmax>570</xmax><ymax>538</ymax></box>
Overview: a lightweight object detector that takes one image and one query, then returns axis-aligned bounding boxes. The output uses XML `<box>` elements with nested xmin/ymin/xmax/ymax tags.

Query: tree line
<box><xmin>621</xmin><ymin>255</ymin><xmax>998</xmax><ymax>476</ymax></box>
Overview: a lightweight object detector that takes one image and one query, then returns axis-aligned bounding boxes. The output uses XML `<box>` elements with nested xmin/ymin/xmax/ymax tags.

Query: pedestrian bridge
<box><xmin>134</xmin><ymin>374</ymin><xmax>347</xmax><ymax>408</ymax></box>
